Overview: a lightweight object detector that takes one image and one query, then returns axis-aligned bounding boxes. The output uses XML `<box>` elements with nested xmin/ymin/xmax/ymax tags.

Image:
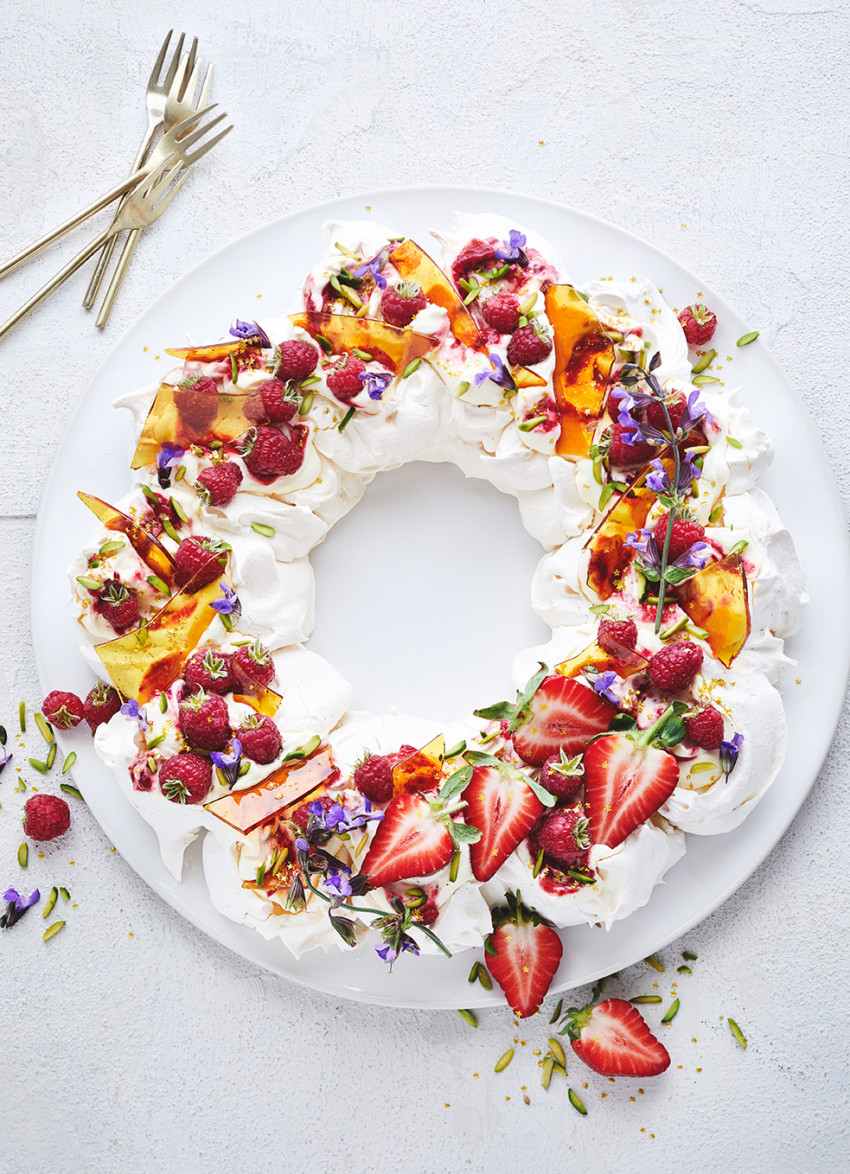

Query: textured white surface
<box><xmin>1</xmin><ymin>2</ymin><xmax>849</xmax><ymax>1172</ymax></box>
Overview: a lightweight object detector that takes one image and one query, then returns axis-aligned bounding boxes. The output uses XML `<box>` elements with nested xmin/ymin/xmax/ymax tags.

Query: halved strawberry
<box><xmin>463</xmin><ymin>765</ymin><xmax>544</xmax><ymax>882</ymax></box>
<box><xmin>584</xmin><ymin>733</ymin><xmax>679</xmax><ymax>849</ymax></box>
<box><xmin>511</xmin><ymin>677</ymin><xmax>615</xmax><ymax>767</ymax></box>
<box><xmin>562</xmin><ymin>997</ymin><xmax>670</xmax><ymax>1076</ymax></box>
<box><xmin>486</xmin><ymin>893</ymin><xmax>563</xmax><ymax>1018</ymax></box>
<box><xmin>360</xmin><ymin>793</ymin><xmax>454</xmax><ymax>887</ymax></box>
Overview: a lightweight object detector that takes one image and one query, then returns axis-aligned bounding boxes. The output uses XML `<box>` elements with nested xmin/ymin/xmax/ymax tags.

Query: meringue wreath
<box><xmin>68</xmin><ymin>213</ymin><xmax>805</xmax><ymax>1012</ymax></box>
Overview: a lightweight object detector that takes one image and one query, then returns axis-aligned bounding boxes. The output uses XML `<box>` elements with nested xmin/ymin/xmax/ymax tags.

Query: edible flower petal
<box><xmin>359</xmin><ymin>371</ymin><xmax>392</xmax><ymax>400</ymax></box>
<box><xmin>229</xmin><ymin>320</ymin><xmax>271</xmax><ymax>348</ymax></box>
<box><xmin>120</xmin><ymin>699</ymin><xmax>148</xmax><ymax>733</ymax></box>
<box><xmin>494</xmin><ymin>229</ymin><xmax>529</xmax><ymax>266</ymax></box>
<box><xmin>1</xmin><ymin>887</ymin><xmax>40</xmax><ymax>929</ymax></box>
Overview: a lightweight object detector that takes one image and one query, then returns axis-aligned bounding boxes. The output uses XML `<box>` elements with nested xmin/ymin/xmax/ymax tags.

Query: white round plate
<box><xmin>32</xmin><ymin>187</ymin><xmax>850</xmax><ymax>1008</ymax></box>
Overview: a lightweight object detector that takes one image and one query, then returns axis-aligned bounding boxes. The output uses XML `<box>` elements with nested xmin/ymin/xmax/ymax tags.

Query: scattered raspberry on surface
<box><xmin>381</xmin><ymin>283</ymin><xmax>427</xmax><ymax>327</ymax></box>
<box><xmin>83</xmin><ymin>682</ymin><xmax>122</xmax><ymax>731</ymax></box>
<box><xmin>238</xmin><ymin>714</ymin><xmax>283</xmax><ymax>765</ymax></box>
<box><xmin>23</xmin><ymin>794</ymin><xmax>71</xmax><ymax>841</ymax></box>
<box><xmin>678</xmin><ymin>303</ymin><xmax>717</xmax><ymax>347</ymax></box>
<box><xmin>196</xmin><ymin>461</ymin><xmax>244</xmax><ymax>507</ymax></box>
<box><xmin>42</xmin><ymin>691</ymin><xmax>84</xmax><ymax>730</ymax></box>
<box><xmin>534</xmin><ymin>806</ymin><xmax>590</xmax><ymax>867</ymax></box>
<box><xmin>482</xmin><ymin>292</ymin><xmax>521</xmax><ymax>334</ymax></box>
<box><xmin>598</xmin><ymin>618</ymin><xmax>638</xmax><ymax>655</ymax></box>
<box><xmin>648</xmin><ymin>641</ymin><xmax>704</xmax><ymax>694</ymax></box>
<box><xmin>326</xmin><ymin>355</ymin><xmax>367</xmax><ymax>403</ymax></box>
<box><xmin>607</xmin><ymin>422</ymin><xmax>655</xmax><ymax>468</ymax></box>
<box><xmin>506</xmin><ymin>323</ymin><xmax>553</xmax><ymax>367</ymax></box>
<box><xmin>538</xmin><ymin>753</ymin><xmax>585</xmax><ymax>803</ymax></box>
<box><xmin>174</xmin><ymin>536</ymin><xmax>229</xmax><ymax>588</ymax></box>
<box><xmin>178</xmin><ymin>688</ymin><xmax>231</xmax><ymax>751</ymax></box>
<box><xmin>274</xmin><ymin>340</ymin><xmax>320</xmax><ymax>382</ymax></box>
<box><xmin>159</xmin><ymin>752</ymin><xmax>212</xmax><ymax>805</ymax></box>
<box><xmin>653</xmin><ymin>512</ymin><xmax>707</xmax><ymax>561</ymax></box>
<box><xmin>451</xmin><ymin>239</ymin><xmax>498</xmax><ymax>286</ymax></box>
<box><xmin>231</xmin><ymin>640</ymin><xmax>276</xmax><ymax>689</ymax></box>
<box><xmin>243</xmin><ymin>425</ymin><xmax>305</xmax><ymax>479</ymax></box>
<box><xmin>353</xmin><ymin>754</ymin><xmax>394</xmax><ymax>804</ymax></box>
<box><xmin>184</xmin><ymin>648</ymin><xmax>234</xmax><ymax>695</ymax></box>
<box><xmin>98</xmin><ymin>578</ymin><xmax>140</xmax><ymax>632</ymax></box>
<box><xmin>684</xmin><ymin>705</ymin><xmax>725</xmax><ymax>750</ymax></box>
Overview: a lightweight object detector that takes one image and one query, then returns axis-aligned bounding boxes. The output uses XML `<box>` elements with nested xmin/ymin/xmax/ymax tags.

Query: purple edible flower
<box><xmin>494</xmin><ymin>229</ymin><xmax>529</xmax><ymax>266</ymax></box>
<box><xmin>644</xmin><ymin>453</ymin><xmax>701</xmax><ymax>499</ymax></box>
<box><xmin>210</xmin><ymin>739</ymin><xmax>242</xmax><ymax>789</ymax></box>
<box><xmin>679</xmin><ymin>541</ymin><xmax>712</xmax><ymax>570</ymax></box>
<box><xmin>359</xmin><ymin>370</ymin><xmax>392</xmax><ymax>400</ymax></box>
<box><xmin>156</xmin><ymin>442</ymin><xmax>185</xmax><ymax>471</ymax></box>
<box><xmin>592</xmin><ymin>670</ymin><xmax>620</xmax><ymax>706</ymax></box>
<box><xmin>719</xmin><ymin>732</ymin><xmax>744</xmax><ymax>779</ymax></box>
<box><xmin>625</xmin><ymin>527</ymin><xmax>710</xmax><ymax>578</ymax></box>
<box><xmin>353</xmin><ymin>250</ymin><xmax>389</xmax><ymax>290</ymax></box>
<box><xmin>473</xmin><ymin>352</ymin><xmax>517</xmax><ymax>394</ymax></box>
<box><xmin>1</xmin><ymin>887</ymin><xmax>40</xmax><ymax>929</ymax></box>
<box><xmin>324</xmin><ymin>871</ymin><xmax>353</xmax><ymax>899</ymax></box>
<box><xmin>0</xmin><ymin>745</ymin><xmax>12</xmax><ymax>778</ymax></box>
<box><xmin>308</xmin><ymin>796</ymin><xmax>383</xmax><ymax>835</ymax></box>
<box><xmin>229</xmin><ymin>320</ymin><xmax>271</xmax><ymax>349</ymax></box>
<box><xmin>209</xmin><ymin>582</ymin><xmax>241</xmax><ymax>618</ymax></box>
<box><xmin>120</xmin><ymin>699</ymin><xmax>148</xmax><ymax>733</ymax></box>
<box><xmin>376</xmin><ymin>934</ymin><xmax>419</xmax><ymax>969</ymax></box>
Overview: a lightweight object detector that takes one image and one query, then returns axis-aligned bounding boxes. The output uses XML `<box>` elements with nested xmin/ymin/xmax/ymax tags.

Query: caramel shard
<box><xmin>390</xmin><ymin>240</ymin><xmax>483</xmax><ymax>349</ymax></box>
<box><xmin>164</xmin><ymin>341</ymin><xmax>251</xmax><ymax>362</ymax></box>
<box><xmin>556</xmin><ymin>639</ymin><xmax>648</xmax><ymax>680</ymax></box>
<box><xmin>544</xmin><ymin>285</ymin><xmax>614</xmax><ymax>458</ymax></box>
<box><xmin>676</xmin><ymin>554</ymin><xmax>751</xmax><ymax>667</ymax></box>
<box><xmin>205</xmin><ymin>746</ymin><xmax>338</xmax><ymax>834</ymax></box>
<box><xmin>131</xmin><ymin>383</ymin><xmax>264</xmax><ymax>469</ymax></box>
<box><xmin>232</xmin><ymin>683</ymin><xmax>282</xmax><ymax>719</ymax></box>
<box><xmin>584</xmin><ymin>484</ymin><xmax>656</xmax><ymax>600</ymax></box>
<box><xmin>289</xmin><ymin>311</ymin><xmax>436</xmax><ymax>374</ymax></box>
<box><xmin>392</xmin><ymin>733</ymin><xmax>445</xmax><ymax>797</ymax></box>
<box><xmin>513</xmin><ymin>366</ymin><xmax>548</xmax><ymax>390</ymax></box>
<box><xmin>95</xmin><ymin>574</ymin><xmax>223</xmax><ymax>702</ymax></box>
<box><xmin>78</xmin><ymin>492</ymin><xmax>175</xmax><ymax>584</ymax></box>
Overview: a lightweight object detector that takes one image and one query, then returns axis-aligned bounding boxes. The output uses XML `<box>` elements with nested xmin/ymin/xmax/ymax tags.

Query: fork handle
<box><xmin>95</xmin><ymin>226</ymin><xmax>143</xmax><ymax>328</ymax></box>
<box><xmin>83</xmin><ymin>120</ymin><xmax>160</xmax><ymax>310</ymax></box>
<box><xmin>0</xmin><ymin>227</ymin><xmax>112</xmax><ymax>343</ymax></box>
<box><xmin>0</xmin><ymin>168</ymin><xmax>148</xmax><ymax>283</ymax></box>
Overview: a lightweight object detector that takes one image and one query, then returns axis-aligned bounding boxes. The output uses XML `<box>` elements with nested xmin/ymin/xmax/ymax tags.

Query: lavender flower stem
<box><xmin>301</xmin><ymin>873</ymin><xmax>384</xmax><ymax>918</ymax></box>
<box><xmin>654</xmin><ymin>396</ymin><xmax>681</xmax><ymax>633</ymax></box>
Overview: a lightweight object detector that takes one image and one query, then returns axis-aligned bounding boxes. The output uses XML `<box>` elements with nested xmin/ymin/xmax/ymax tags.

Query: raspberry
<box><xmin>352</xmin><ymin>754</ymin><xmax>394</xmax><ymax>804</ymax></box>
<box><xmin>684</xmin><ymin>705</ymin><xmax>725</xmax><ymax>750</ymax></box>
<box><xmin>178</xmin><ymin>688</ymin><xmax>231</xmax><ymax>751</ymax></box>
<box><xmin>23</xmin><ymin>794</ymin><xmax>71</xmax><ymax>841</ymax></box>
<box><xmin>607</xmin><ymin>422</ymin><xmax>655</xmax><ymax>468</ymax></box>
<box><xmin>451</xmin><ymin>239</ymin><xmax>497</xmax><ymax>285</ymax></box>
<box><xmin>598</xmin><ymin>618</ymin><xmax>638</xmax><ymax>655</ymax></box>
<box><xmin>482</xmin><ymin>292</ymin><xmax>521</xmax><ymax>334</ymax></box>
<box><xmin>231</xmin><ymin>640</ymin><xmax>275</xmax><ymax>689</ymax></box>
<box><xmin>196</xmin><ymin>461</ymin><xmax>243</xmax><ymax>507</ymax></box>
<box><xmin>645</xmin><ymin>393</ymin><xmax>686</xmax><ymax>434</ymax></box>
<box><xmin>42</xmin><ymin>690</ymin><xmax>84</xmax><ymax>730</ymax></box>
<box><xmin>412</xmin><ymin>892</ymin><xmax>439</xmax><ymax>925</ymax></box>
<box><xmin>678</xmin><ymin>303</ymin><xmax>717</xmax><ymax>347</ymax></box>
<box><xmin>388</xmin><ymin>744</ymin><xmax>419</xmax><ymax>765</ymax></box>
<box><xmin>538</xmin><ymin>752</ymin><xmax>585</xmax><ymax>803</ymax></box>
<box><xmin>238</xmin><ymin>714</ymin><xmax>282</xmax><ymax>765</ymax></box>
<box><xmin>326</xmin><ymin>355</ymin><xmax>366</xmax><ymax>403</ymax></box>
<box><xmin>244</xmin><ymin>425</ymin><xmax>305</xmax><ymax>479</ymax></box>
<box><xmin>381</xmin><ymin>283</ymin><xmax>427</xmax><ymax>327</ymax></box>
<box><xmin>291</xmin><ymin>794</ymin><xmax>334</xmax><ymax>832</ymax></box>
<box><xmin>98</xmin><ymin>578</ymin><xmax>140</xmax><ymax>632</ymax></box>
<box><xmin>184</xmin><ymin>648</ymin><xmax>233</xmax><ymax>695</ymax></box>
<box><xmin>83</xmin><ymin>681</ymin><xmax>122</xmax><ymax>731</ymax></box>
<box><xmin>175</xmin><ymin>375</ymin><xmax>219</xmax><ymax>436</ymax></box>
<box><xmin>159</xmin><ymin>752</ymin><xmax>212</xmax><ymax>805</ymax></box>
<box><xmin>534</xmin><ymin>806</ymin><xmax>591</xmax><ymax>867</ymax></box>
<box><xmin>648</xmin><ymin>641</ymin><xmax>704</xmax><ymax>694</ymax></box>
<box><xmin>274</xmin><ymin>340</ymin><xmax>320</xmax><ymax>382</ymax></box>
<box><xmin>653</xmin><ymin>512</ymin><xmax>706</xmax><ymax>562</ymax></box>
<box><xmin>506</xmin><ymin>322</ymin><xmax>553</xmax><ymax>367</ymax></box>
<box><xmin>174</xmin><ymin>536</ymin><xmax>229</xmax><ymax>589</ymax></box>
<box><xmin>258</xmin><ymin>378</ymin><xmax>299</xmax><ymax>424</ymax></box>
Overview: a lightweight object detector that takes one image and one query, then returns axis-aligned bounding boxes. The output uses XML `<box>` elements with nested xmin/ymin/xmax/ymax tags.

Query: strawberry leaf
<box><xmin>524</xmin><ymin>774</ymin><xmax>558</xmax><ymax>808</ymax></box>
<box><xmin>465</xmin><ymin>751</ymin><xmax>556</xmax><ymax>807</ymax></box>
<box><xmin>510</xmin><ymin>662</ymin><xmax>549</xmax><ymax>731</ymax></box>
<box><xmin>437</xmin><ymin>765</ymin><xmax>473</xmax><ymax>805</ymax></box>
<box><xmin>450</xmin><ymin>820</ymin><xmax>482</xmax><ymax>845</ymax></box>
<box><xmin>473</xmin><ymin>701</ymin><xmax>518</xmax><ymax>722</ymax></box>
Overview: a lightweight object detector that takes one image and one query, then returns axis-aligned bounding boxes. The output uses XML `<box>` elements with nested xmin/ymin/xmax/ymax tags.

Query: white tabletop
<box><xmin>1</xmin><ymin>3</ymin><xmax>848</xmax><ymax>1172</ymax></box>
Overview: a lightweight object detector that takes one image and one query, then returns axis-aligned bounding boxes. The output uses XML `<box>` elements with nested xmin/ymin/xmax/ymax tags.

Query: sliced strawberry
<box><xmin>487</xmin><ymin>900</ymin><xmax>563</xmax><ymax>1019</ymax></box>
<box><xmin>565</xmin><ymin>997</ymin><xmax>670</xmax><ymax>1077</ymax></box>
<box><xmin>463</xmin><ymin>765</ymin><xmax>544</xmax><ymax>882</ymax></box>
<box><xmin>512</xmin><ymin>677</ymin><xmax>615</xmax><ymax>767</ymax></box>
<box><xmin>360</xmin><ymin>793</ymin><xmax>454</xmax><ymax>887</ymax></box>
<box><xmin>584</xmin><ymin>734</ymin><xmax>679</xmax><ymax>849</ymax></box>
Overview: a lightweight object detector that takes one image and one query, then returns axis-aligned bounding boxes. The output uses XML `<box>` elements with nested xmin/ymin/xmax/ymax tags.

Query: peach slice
<box><xmin>205</xmin><ymin>746</ymin><xmax>338</xmax><ymax>835</ymax></box>
<box><xmin>289</xmin><ymin>311</ymin><xmax>436</xmax><ymax>374</ymax></box>
<box><xmin>390</xmin><ymin>240</ymin><xmax>483</xmax><ymax>350</ymax></box>
<box><xmin>556</xmin><ymin>639</ymin><xmax>648</xmax><ymax>680</ymax></box>
<box><xmin>131</xmin><ymin>383</ymin><xmax>264</xmax><ymax>469</ymax></box>
<box><xmin>78</xmin><ymin>491</ymin><xmax>176</xmax><ymax>585</ymax></box>
<box><xmin>544</xmin><ymin>285</ymin><xmax>614</xmax><ymax>458</ymax></box>
<box><xmin>676</xmin><ymin>554</ymin><xmax>751</xmax><ymax>668</ymax></box>
<box><xmin>95</xmin><ymin>573</ymin><xmax>224</xmax><ymax>703</ymax></box>
<box><xmin>392</xmin><ymin>733</ymin><xmax>446</xmax><ymax>797</ymax></box>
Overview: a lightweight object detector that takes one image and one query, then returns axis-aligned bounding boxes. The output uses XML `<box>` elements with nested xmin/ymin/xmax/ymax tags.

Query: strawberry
<box><xmin>486</xmin><ymin>892</ymin><xmax>563</xmax><ymax>1018</ymax></box>
<box><xmin>584</xmin><ymin>708</ymin><xmax>683</xmax><ymax>849</ymax></box>
<box><xmin>463</xmin><ymin>764</ymin><xmax>544</xmax><ymax>882</ymax></box>
<box><xmin>489</xmin><ymin>672</ymin><xmax>615</xmax><ymax>768</ymax></box>
<box><xmin>562</xmin><ymin>996</ymin><xmax>670</xmax><ymax>1077</ymax></box>
<box><xmin>360</xmin><ymin>768</ymin><xmax>481</xmax><ymax>888</ymax></box>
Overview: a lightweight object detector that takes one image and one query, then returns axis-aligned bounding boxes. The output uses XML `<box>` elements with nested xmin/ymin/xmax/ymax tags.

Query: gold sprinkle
<box><xmin>650</xmin><ymin>1133</ymin><xmax>655</xmax><ymax>1139</ymax></box>
<box><xmin>681</xmin><ymin>223</ymin><xmax>687</xmax><ymax>229</ymax></box>
<box><xmin>505</xmin><ymin>1096</ymin><xmax>510</xmax><ymax>1102</ymax></box>
<box><xmin>638</xmin><ymin>1088</ymin><xmax>645</xmax><ymax>1095</ymax></box>
<box><xmin>538</xmin><ymin>140</ymin><xmax>544</xmax><ymax>146</ymax></box>
<box><xmin>143</xmin><ymin>346</ymin><xmax>149</xmax><ymax>352</ymax></box>
<box><xmin>629</xmin><ymin>1096</ymin><xmax>635</xmax><ymax>1102</ymax></box>
<box><xmin>154</xmin><ymin>354</ymin><xmax>160</xmax><ymax>361</ymax></box>
<box><xmin>365</xmin><ymin>205</ymin><xmax>372</xmax><ymax>211</ymax></box>
<box><xmin>795</xmin><ymin>678</ymin><xmax>801</xmax><ymax>684</ymax></box>
<box><xmin>696</xmin><ymin>1067</ymin><xmax>702</xmax><ymax>1073</ymax></box>
<box><xmin>256</xmin><ymin>293</ymin><xmax>263</xmax><ymax>299</ymax></box>
<box><xmin>444</xmin><ymin>1102</ymin><xmax>450</xmax><ymax>1108</ymax></box>
<box><xmin>601</xmin><ymin>1093</ymin><xmax>607</xmax><ymax>1099</ymax></box>
<box><xmin>473</xmin><ymin>1073</ymin><xmax>479</xmax><ymax>1078</ymax></box>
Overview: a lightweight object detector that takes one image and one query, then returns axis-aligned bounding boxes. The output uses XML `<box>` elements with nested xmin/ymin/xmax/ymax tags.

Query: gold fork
<box><xmin>0</xmin><ymin>157</ymin><xmax>188</xmax><ymax>343</ymax></box>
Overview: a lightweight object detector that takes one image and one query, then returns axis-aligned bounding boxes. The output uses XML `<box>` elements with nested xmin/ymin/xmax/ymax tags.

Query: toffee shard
<box><xmin>544</xmin><ymin>285</ymin><xmax>614</xmax><ymax>458</ymax></box>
